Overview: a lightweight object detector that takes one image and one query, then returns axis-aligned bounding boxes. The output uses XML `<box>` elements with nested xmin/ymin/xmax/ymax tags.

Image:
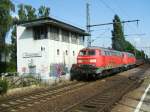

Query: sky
<box><xmin>11</xmin><ymin>0</ymin><xmax>150</xmax><ymax>57</ymax></box>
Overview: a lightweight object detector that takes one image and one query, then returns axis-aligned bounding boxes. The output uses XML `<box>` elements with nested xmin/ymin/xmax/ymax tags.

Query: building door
<box><xmin>63</xmin><ymin>50</ymin><xmax>69</xmax><ymax>74</ymax></box>
<box><xmin>29</xmin><ymin>66</ymin><xmax>36</xmax><ymax>74</ymax></box>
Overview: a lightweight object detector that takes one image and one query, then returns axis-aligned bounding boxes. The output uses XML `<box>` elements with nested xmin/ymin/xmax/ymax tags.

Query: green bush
<box><xmin>6</xmin><ymin>63</ymin><xmax>16</xmax><ymax>73</ymax></box>
<box><xmin>0</xmin><ymin>62</ymin><xmax>6</xmax><ymax>73</ymax></box>
<box><xmin>0</xmin><ymin>79</ymin><xmax>8</xmax><ymax>95</ymax></box>
<box><xmin>0</xmin><ymin>62</ymin><xmax>16</xmax><ymax>73</ymax></box>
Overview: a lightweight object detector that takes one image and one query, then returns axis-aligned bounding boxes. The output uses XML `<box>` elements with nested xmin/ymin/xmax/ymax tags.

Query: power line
<box><xmin>107</xmin><ymin>0</ymin><xmax>140</xmax><ymax>33</ymax></box>
<box><xmin>124</xmin><ymin>33</ymin><xmax>146</xmax><ymax>37</ymax></box>
<box><xmin>97</xmin><ymin>0</ymin><xmax>141</xmax><ymax>36</ymax></box>
<box><xmin>98</xmin><ymin>0</ymin><xmax>116</xmax><ymax>14</ymax></box>
<box><xmin>136</xmin><ymin>46</ymin><xmax>150</xmax><ymax>49</ymax></box>
<box><xmin>87</xmin><ymin>1</ymin><xmax>140</xmax><ymax>47</ymax></box>
<box><xmin>88</xmin><ymin>19</ymin><xmax>139</xmax><ymax>27</ymax></box>
<box><xmin>91</xmin><ymin>28</ymin><xmax>110</xmax><ymax>42</ymax></box>
<box><xmin>95</xmin><ymin>0</ymin><xmax>146</xmax><ymax>52</ymax></box>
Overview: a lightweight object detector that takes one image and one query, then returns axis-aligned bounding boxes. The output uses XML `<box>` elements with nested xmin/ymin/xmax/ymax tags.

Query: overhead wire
<box><xmin>108</xmin><ymin>0</ymin><xmax>140</xmax><ymax>34</ymax></box>
<box><xmin>106</xmin><ymin>0</ymin><xmax>148</xmax><ymax>52</ymax></box>
<box><xmin>97</xmin><ymin>0</ymin><xmax>144</xmax><ymax>46</ymax></box>
<box><xmin>95</xmin><ymin>0</ymin><xmax>148</xmax><ymax>52</ymax></box>
<box><xmin>98</xmin><ymin>0</ymin><xmax>116</xmax><ymax>14</ymax></box>
<box><xmin>97</xmin><ymin>0</ymin><xmax>139</xmax><ymax>35</ymax></box>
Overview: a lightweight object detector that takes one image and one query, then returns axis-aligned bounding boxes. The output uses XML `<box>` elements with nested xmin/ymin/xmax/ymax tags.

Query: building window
<box><xmin>71</xmin><ymin>33</ymin><xmax>78</xmax><ymax>44</ymax></box>
<box><xmin>79</xmin><ymin>35</ymin><xmax>84</xmax><ymax>45</ymax></box>
<box><xmin>57</xmin><ymin>49</ymin><xmax>60</xmax><ymax>55</ymax></box>
<box><xmin>50</xmin><ymin>26</ymin><xmax>59</xmax><ymax>41</ymax></box>
<box><xmin>62</xmin><ymin>30</ymin><xmax>69</xmax><ymax>43</ymax></box>
<box><xmin>73</xmin><ymin>51</ymin><xmax>75</xmax><ymax>56</ymax></box>
<box><xmin>66</xmin><ymin>50</ymin><xmax>68</xmax><ymax>55</ymax></box>
<box><xmin>33</xmin><ymin>25</ymin><xmax>48</xmax><ymax>40</ymax></box>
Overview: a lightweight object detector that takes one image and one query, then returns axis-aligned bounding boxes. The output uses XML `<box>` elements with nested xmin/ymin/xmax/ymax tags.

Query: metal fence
<box><xmin>0</xmin><ymin>73</ymin><xmax>42</xmax><ymax>89</ymax></box>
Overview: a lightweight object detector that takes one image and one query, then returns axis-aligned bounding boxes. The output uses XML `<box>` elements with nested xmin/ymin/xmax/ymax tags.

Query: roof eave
<box><xmin>18</xmin><ymin>17</ymin><xmax>90</xmax><ymax>36</ymax></box>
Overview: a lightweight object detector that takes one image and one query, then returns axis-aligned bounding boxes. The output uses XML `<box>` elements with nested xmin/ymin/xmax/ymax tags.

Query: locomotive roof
<box><xmin>81</xmin><ymin>46</ymin><xmax>121</xmax><ymax>52</ymax></box>
<box><xmin>81</xmin><ymin>46</ymin><xmax>134</xmax><ymax>55</ymax></box>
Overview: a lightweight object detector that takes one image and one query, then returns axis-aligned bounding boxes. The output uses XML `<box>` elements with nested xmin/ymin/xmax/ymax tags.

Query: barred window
<box><xmin>33</xmin><ymin>25</ymin><xmax>48</xmax><ymax>40</ymax></box>
<box><xmin>57</xmin><ymin>49</ymin><xmax>60</xmax><ymax>55</ymax></box>
<box><xmin>66</xmin><ymin>50</ymin><xmax>68</xmax><ymax>55</ymax></box>
<box><xmin>73</xmin><ymin>51</ymin><xmax>75</xmax><ymax>56</ymax></box>
<box><xmin>71</xmin><ymin>33</ymin><xmax>78</xmax><ymax>44</ymax></box>
<box><xmin>62</xmin><ymin>30</ymin><xmax>69</xmax><ymax>43</ymax></box>
<box><xmin>79</xmin><ymin>35</ymin><xmax>84</xmax><ymax>45</ymax></box>
<box><xmin>50</xmin><ymin>26</ymin><xmax>59</xmax><ymax>41</ymax></box>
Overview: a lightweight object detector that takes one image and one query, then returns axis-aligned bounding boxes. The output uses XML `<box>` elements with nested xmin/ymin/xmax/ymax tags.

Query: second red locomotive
<box><xmin>71</xmin><ymin>46</ymin><xmax>136</xmax><ymax>80</ymax></box>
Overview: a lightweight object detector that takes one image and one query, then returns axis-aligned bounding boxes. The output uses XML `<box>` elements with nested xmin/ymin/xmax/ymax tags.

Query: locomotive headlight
<box><xmin>90</xmin><ymin>59</ymin><xmax>96</xmax><ymax>63</ymax></box>
<box><xmin>78</xmin><ymin>60</ymin><xmax>82</xmax><ymax>63</ymax></box>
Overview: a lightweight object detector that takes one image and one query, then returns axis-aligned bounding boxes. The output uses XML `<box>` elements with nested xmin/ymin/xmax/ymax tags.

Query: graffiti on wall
<box><xmin>22</xmin><ymin>67</ymin><xmax>27</xmax><ymax>73</ymax></box>
<box><xmin>50</xmin><ymin>63</ymin><xmax>68</xmax><ymax>77</ymax></box>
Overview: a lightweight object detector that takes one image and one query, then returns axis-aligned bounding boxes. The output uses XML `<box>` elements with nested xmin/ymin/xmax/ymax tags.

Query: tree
<box><xmin>10</xmin><ymin>25</ymin><xmax>17</xmax><ymax>71</ymax></box>
<box><xmin>0</xmin><ymin>0</ymin><xmax>14</xmax><ymax>71</ymax></box>
<box><xmin>124</xmin><ymin>41</ymin><xmax>135</xmax><ymax>53</ymax></box>
<box><xmin>18</xmin><ymin>4</ymin><xmax>27</xmax><ymax>21</ymax></box>
<box><xmin>0</xmin><ymin>0</ymin><xmax>15</xmax><ymax>48</ymax></box>
<box><xmin>111</xmin><ymin>15</ymin><xmax>126</xmax><ymax>51</ymax></box>
<box><xmin>38</xmin><ymin>6</ymin><xmax>50</xmax><ymax>18</ymax></box>
<box><xmin>111</xmin><ymin>15</ymin><xmax>147</xmax><ymax>58</ymax></box>
<box><xmin>18</xmin><ymin>4</ymin><xmax>37</xmax><ymax>21</ymax></box>
<box><xmin>25</xmin><ymin>5</ymin><xmax>37</xmax><ymax>20</ymax></box>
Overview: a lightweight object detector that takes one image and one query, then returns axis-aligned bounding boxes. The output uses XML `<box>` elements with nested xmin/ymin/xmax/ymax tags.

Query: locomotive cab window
<box><xmin>88</xmin><ymin>50</ymin><xmax>96</xmax><ymax>56</ymax></box>
<box><xmin>79</xmin><ymin>50</ymin><xmax>96</xmax><ymax>56</ymax></box>
<box><xmin>79</xmin><ymin>51</ymin><xmax>86</xmax><ymax>56</ymax></box>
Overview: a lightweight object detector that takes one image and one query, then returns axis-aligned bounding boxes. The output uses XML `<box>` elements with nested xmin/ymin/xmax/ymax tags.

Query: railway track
<box><xmin>0</xmin><ymin>81</ymin><xmax>88</xmax><ymax>112</ymax></box>
<box><xmin>0</xmin><ymin>81</ymin><xmax>78</xmax><ymax>102</ymax></box>
<box><xmin>63</xmin><ymin>67</ymin><xmax>146</xmax><ymax>112</ymax></box>
<box><xmin>0</xmin><ymin>65</ymin><xmax>147</xmax><ymax>112</ymax></box>
<box><xmin>63</xmin><ymin>78</ymin><xmax>140</xmax><ymax>112</ymax></box>
<box><xmin>18</xmin><ymin>65</ymin><xmax>147</xmax><ymax>112</ymax></box>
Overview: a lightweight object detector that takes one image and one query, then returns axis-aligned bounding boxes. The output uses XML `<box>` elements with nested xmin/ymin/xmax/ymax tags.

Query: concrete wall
<box><xmin>17</xmin><ymin>25</ymin><xmax>84</xmax><ymax>80</ymax></box>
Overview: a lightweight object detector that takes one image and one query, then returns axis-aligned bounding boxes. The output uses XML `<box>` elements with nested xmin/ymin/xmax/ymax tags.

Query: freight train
<box><xmin>70</xmin><ymin>47</ymin><xmax>136</xmax><ymax>80</ymax></box>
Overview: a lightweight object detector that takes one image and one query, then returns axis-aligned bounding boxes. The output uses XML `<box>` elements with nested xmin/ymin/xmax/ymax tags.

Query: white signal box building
<box><xmin>17</xmin><ymin>17</ymin><xmax>88</xmax><ymax>80</ymax></box>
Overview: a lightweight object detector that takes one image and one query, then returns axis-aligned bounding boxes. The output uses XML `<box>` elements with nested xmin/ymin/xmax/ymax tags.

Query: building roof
<box><xmin>18</xmin><ymin>17</ymin><xmax>89</xmax><ymax>36</ymax></box>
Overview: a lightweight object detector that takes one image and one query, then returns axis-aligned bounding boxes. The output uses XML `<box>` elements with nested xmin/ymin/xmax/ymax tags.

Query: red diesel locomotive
<box><xmin>71</xmin><ymin>47</ymin><xmax>136</xmax><ymax>80</ymax></box>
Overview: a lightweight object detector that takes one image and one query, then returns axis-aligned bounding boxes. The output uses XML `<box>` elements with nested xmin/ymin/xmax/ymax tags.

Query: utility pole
<box><xmin>86</xmin><ymin>2</ymin><xmax>91</xmax><ymax>47</ymax></box>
